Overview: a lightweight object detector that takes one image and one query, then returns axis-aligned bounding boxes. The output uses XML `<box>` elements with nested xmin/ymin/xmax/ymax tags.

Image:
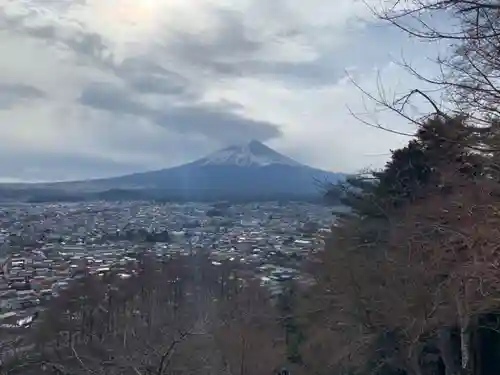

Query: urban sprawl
<box><xmin>0</xmin><ymin>201</ymin><xmax>332</xmax><ymax>353</ymax></box>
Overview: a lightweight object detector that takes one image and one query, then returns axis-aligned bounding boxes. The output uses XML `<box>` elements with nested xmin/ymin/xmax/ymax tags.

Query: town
<box><xmin>0</xmin><ymin>201</ymin><xmax>332</xmax><ymax>359</ymax></box>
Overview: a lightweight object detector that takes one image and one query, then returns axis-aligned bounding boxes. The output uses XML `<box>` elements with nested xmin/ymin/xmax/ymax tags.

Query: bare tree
<box><xmin>19</xmin><ymin>255</ymin><xmax>204</xmax><ymax>375</ymax></box>
<box><xmin>370</xmin><ymin>0</ymin><xmax>500</xmax><ymax>127</ymax></box>
<box><xmin>11</xmin><ymin>251</ymin><xmax>289</xmax><ymax>375</ymax></box>
<box><xmin>214</xmin><ymin>278</ymin><xmax>287</xmax><ymax>375</ymax></box>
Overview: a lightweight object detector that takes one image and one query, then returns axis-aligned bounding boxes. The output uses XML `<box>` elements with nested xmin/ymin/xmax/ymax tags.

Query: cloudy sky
<box><xmin>0</xmin><ymin>0</ymin><xmax>442</xmax><ymax>182</ymax></box>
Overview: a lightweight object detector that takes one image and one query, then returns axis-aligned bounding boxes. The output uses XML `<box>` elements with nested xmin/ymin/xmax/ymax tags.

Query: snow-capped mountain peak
<box><xmin>195</xmin><ymin>140</ymin><xmax>302</xmax><ymax>167</ymax></box>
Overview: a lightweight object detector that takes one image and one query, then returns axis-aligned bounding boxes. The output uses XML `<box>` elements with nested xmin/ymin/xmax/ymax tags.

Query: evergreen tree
<box><xmin>330</xmin><ymin>115</ymin><xmax>482</xmax><ymax>220</ymax></box>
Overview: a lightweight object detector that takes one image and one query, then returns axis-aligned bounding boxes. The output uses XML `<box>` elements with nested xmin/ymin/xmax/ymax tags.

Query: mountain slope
<box><xmin>0</xmin><ymin>140</ymin><xmax>345</xmax><ymax>202</ymax></box>
<box><xmin>89</xmin><ymin>140</ymin><xmax>343</xmax><ymax>198</ymax></box>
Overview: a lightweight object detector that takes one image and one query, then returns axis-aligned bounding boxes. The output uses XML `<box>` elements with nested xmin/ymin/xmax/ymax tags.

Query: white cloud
<box><xmin>0</xmin><ymin>0</ymin><xmax>442</xmax><ymax>181</ymax></box>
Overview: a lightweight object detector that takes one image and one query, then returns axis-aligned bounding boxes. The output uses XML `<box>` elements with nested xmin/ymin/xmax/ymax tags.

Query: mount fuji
<box><xmin>194</xmin><ymin>140</ymin><xmax>302</xmax><ymax>168</ymax></box>
<box><xmin>0</xmin><ymin>141</ymin><xmax>345</xmax><ymax>202</ymax></box>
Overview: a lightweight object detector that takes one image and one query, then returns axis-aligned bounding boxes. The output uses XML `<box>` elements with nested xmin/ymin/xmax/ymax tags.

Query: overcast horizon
<box><xmin>0</xmin><ymin>0</ymin><xmax>443</xmax><ymax>182</ymax></box>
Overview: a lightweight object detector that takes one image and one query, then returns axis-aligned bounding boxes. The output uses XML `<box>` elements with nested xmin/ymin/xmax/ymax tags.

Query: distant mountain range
<box><xmin>0</xmin><ymin>140</ymin><xmax>345</xmax><ymax>202</ymax></box>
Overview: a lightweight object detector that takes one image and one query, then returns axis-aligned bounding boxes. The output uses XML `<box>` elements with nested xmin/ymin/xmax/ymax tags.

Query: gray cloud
<box><xmin>3</xmin><ymin>3</ymin><xmax>283</xmax><ymax>145</ymax></box>
<box><xmin>0</xmin><ymin>151</ymin><xmax>140</xmax><ymax>182</ymax></box>
<box><xmin>162</xmin><ymin>11</ymin><xmax>301</xmax><ymax>82</ymax></box>
<box><xmin>153</xmin><ymin>104</ymin><xmax>282</xmax><ymax>143</ymax></box>
<box><xmin>127</xmin><ymin>74</ymin><xmax>186</xmax><ymax>96</ymax></box>
<box><xmin>0</xmin><ymin>8</ymin><xmax>112</xmax><ymax>67</ymax></box>
<box><xmin>114</xmin><ymin>58</ymin><xmax>191</xmax><ymax>96</ymax></box>
<box><xmin>164</xmin><ymin>19</ymin><xmax>416</xmax><ymax>87</ymax></box>
<box><xmin>1</xmin><ymin>0</ymin><xmax>405</xmax><ymax>91</ymax></box>
<box><xmin>79</xmin><ymin>82</ymin><xmax>282</xmax><ymax>143</ymax></box>
<box><xmin>79</xmin><ymin>83</ymin><xmax>151</xmax><ymax>117</ymax></box>
<box><xmin>0</xmin><ymin>83</ymin><xmax>46</xmax><ymax>109</ymax></box>
<box><xmin>0</xmin><ymin>3</ymin><xmax>346</xmax><ymax>89</ymax></box>
<box><xmin>167</xmin><ymin>9</ymin><xmax>263</xmax><ymax>69</ymax></box>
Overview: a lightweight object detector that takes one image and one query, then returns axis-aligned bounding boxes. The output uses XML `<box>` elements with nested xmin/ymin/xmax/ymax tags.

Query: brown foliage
<box><xmin>27</xmin><ymin>257</ymin><xmax>198</xmax><ymax>375</ymax></box>
<box><xmin>214</xmin><ymin>278</ymin><xmax>287</xmax><ymax>375</ymax></box>
<box><xmin>4</xmin><ymin>254</ymin><xmax>288</xmax><ymax>375</ymax></box>
<box><xmin>304</xmin><ymin>167</ymin><xmax>500</xmax><ymax>374</ymax></box>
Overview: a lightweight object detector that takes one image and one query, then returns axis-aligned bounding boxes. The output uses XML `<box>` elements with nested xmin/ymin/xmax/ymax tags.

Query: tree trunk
<box><xmin>456</xmin><ymin>281</ymin><xmax>470</xmax><ymax>375</ymax></box>
<box><xmin>469</xmin><ymin>323</ymin><xmax>481</xmax><ymax>375</ymax></box>
<box><xmin>437</xmin><ymin>327</ymin><xmax>461</xmax><ymax>375</ymax></box>
<box><xmin>459</xmin><ymin>325</ymin><xmax>470</xmax><ymax>373</ymax></box>
<box><xmin>239</xmin><ymin>333</ymin><xmax>246</xmax><ymax>375</ymax></box>
<box><xmin>409</xmin><ymin>343</ymin><xmax>423</xmax><ymax>375</ymax></box>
